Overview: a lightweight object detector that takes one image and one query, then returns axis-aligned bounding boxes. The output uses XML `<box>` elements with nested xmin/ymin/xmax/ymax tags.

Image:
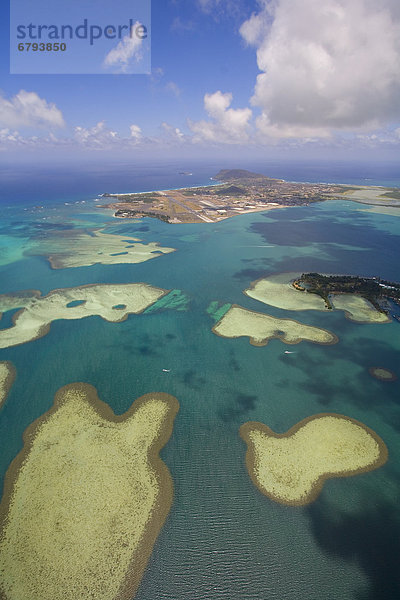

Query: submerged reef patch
<box><xmin>240</xmin><ymin>414</ymin><xmax>388</xmax><ymax>506</ymax></box>
<box><xmin>212</xmin><ymin>305</ymin><xmax>337</xmax><ymax>347</ymax></box>
<box><xmin>0</xmin><ymin>361</ymin><xmax>16</xmax><ymax>408</ymax></box>
<box><xmin>31</xmin><ymin>229</ymin><xmax>175</xmax><ymax>269</ymax></box>
<box><xmin>143</xmin><ymin>289</ymin><xmax>190</xmax><ymax>314</ymax></box>
<box><xmin>0</xmin><ymin>383</ymin><xmax>179</xmax><ymax>600</ymax></box>
<box><xmin>369</xmin><ymin>367</ymin><xmax>397</xmax><ymax>382</ymax></box>
<box><xmin>0</xmin><ymin>283</ymin><xmax>168</xmax><ymax>349</ymax></box>
<box><xmin>206</xmin><ymin>301</ymin><xmax>232</xmax><ymax>322</ymax></box>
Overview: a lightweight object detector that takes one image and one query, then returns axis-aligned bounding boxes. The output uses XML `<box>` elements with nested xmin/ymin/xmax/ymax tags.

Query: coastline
<box><xmin>0</xmin><ymin>383</ymin><xmax>180</xmax><ymax>600</ymax></box>
<box><xmin>0</xmin><ymin>362</ymin><xmax>16</xmax><ymax>409</ymax></box>
<box><xmin>102</xmin><ymin>170</ymin><xmax>400</xmax><ymax>225</ymax></box>
<box><xmin>240</xmin><ymin>413</ymin><xmax>389</xmax><ymax>507</ymax></box>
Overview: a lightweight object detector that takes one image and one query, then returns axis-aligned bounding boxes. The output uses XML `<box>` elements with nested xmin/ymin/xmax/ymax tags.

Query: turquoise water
<box><xmin>0</xmin><ymin>166</ymin><xmax>400</xmax><ymax>599</ymax></box>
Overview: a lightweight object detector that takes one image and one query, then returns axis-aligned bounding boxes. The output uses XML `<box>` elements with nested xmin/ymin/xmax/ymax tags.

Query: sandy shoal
<box><xmin>32</xmin><ymin>230</ymin><xmax>176</xmax><ymax>269</ymax></box>
<box><xmin>0</xmin><ymin>383</ymin><xmax>179</xmax><ymax>600</ymax></box>
<box><xmin>0</xmin><ymin>362</ymin><xmax>16</xmax><ymax>408</ymax></box>
<box><xmin>212</xmin><ymin>305</ymin><xmax>337</xmax><ymax>346</ymax></box>
<box><xmin>240</xmin><ymin>414</ymin><xmax>388</xmax><ymax>506</ymax></box>
<box><xmin>244</xmin><ymin>273</ymin><xmax>326</xmax><ymax>311</ymax></box>
<box><xmin>359</xmin><ymin>206</ymin><xmax>400</xmax><ymax>217</ymax></box>
<box><xmin>330</xmin><ymin>294</ymin><xmax>390</xmax><ymax>323</ymax></box>
<box><xmin>0</xmin><ymin>283</ymin><xmax>168</xmax><ymax>349</ymax></box>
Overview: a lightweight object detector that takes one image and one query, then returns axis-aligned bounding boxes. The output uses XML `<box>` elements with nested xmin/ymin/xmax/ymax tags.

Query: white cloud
<box><xmin>161</xmin><ymin>122</ymin><xmax>185</xmax><ymax>141</ymax></box>
<box><xmin>0</xmin><ymin>90</ymin><xmax>65</xmax><ymax>129</ymax></box>
<box><xmin>197</xmin><ymin>0</ymin><xmax>245</xmax><ymax>18</ymax></box>
<box><xmin>103</xmin><ymin>22</ymin><xmax>143</xmax><ymax>73</ymax></box>
<box><xmin>189</xmin><ymin>91</ymin><xmax>252</xmax><ymax>143</ymax></box>
<box><xmin>74</xmin><ymin>121</ymin><xmax>119</xmax><ymax>145</ymax></box>
<box><xmin>240</xmin><ymin>0</ymin><xmax>400</xmax><ymax>138</ymax></box>
<box><xmin>129</xmin><ymin>124</ymin><xmax>142</xmax><ymax>140</ymax></box>
<box><xmin>165</xmin><ymin>81</ymin><xmax>182</xmax><ymax>97</ymax></box>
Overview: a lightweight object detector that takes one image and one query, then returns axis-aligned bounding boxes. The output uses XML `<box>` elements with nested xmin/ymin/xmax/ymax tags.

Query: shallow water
<box><xmin>0</xmin><ymin>164</ymin><xmax>400</xmax><ymax>600</ymax></box>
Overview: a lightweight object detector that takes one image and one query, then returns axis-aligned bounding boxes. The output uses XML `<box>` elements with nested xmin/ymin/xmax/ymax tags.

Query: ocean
<box><xmin>0</xmin><ymin>160</ymin><xmax>399</xmax><ymax>600</ymax></box>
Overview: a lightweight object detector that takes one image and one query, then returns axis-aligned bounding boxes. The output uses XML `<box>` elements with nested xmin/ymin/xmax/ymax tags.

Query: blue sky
<box><xmin>1</xmin><ymin>0</ymin><xmax>400</xmax><ymax>162</ymax></box>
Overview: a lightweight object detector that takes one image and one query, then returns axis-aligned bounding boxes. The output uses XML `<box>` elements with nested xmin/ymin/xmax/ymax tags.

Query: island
<box><xmin>0</xmin><ymin>383</ymin><xmax>179</xmax><ymax>600</ymax></box>
<box><xmin>101</xmin><ymin>169</ymin><xmax>400</xmax><ymax>224</ymax></box>
<box><xmin>245</xmin><ymin>272</ymin><xmax>396</xmax><ymax>323</ymax></box>
<box><xmin>30</xmin><ymin>229</ymin><xmax>175</xmax><ymax>269</ymax></box>
<box><xmin>0</xmin><ymin>283</ymin><xmax>170</xmax><ymax>349</ymax></box>
<box><xmin>211</xmin><ymin>304</ymin><xmax>338</xmax><ymax>346</ymax></box>
<box><xmin>293</xmin><ymin>273</ymin><xmax>400</xmax><ymax>317</ymax></box>
<box><xmin>240</xmin><ymin>414</ymin><xmax>388</xmax><ymax>506</ymax></box>
<box><xmin>0</xmin><ymin>361</ymin><xmax>16</xmax><ymax>408</ymax></box>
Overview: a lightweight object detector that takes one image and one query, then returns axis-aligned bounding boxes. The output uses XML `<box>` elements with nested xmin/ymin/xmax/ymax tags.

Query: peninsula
<box><xmin>101</xmin><ymin>169</ymin><xmax>400</xmax><ymax>224</ymax></box>
<box><xmin>293</xmin><ymin>273</ymin><xmax>400</xmax><ymax>314</ymax></box>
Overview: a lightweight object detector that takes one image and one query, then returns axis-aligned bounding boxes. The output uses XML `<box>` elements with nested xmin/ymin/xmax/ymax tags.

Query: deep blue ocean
<box><xmin>0</xmin><ymin>160</ymin><xmax>399</xmax><ymax>600</ymax></box>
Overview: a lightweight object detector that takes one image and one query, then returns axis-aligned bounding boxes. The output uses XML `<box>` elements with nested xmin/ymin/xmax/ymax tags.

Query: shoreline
<box><xmin>102</xmin><ymin>170</ymin><xmax>400</xmax><ymax>225</ymax></box>
<box><xmin>240</xmin><ymin>413</ymin><xmax>388</xmax><ymax>507</ymax></box>
<box><xmin>212</xmin><ymin>303</ymin><xmax>339</xmax><ymax>347</ymax></box>
<box><xmin>0</xmin><ymin>382</ymin><xmax>180</xmax><ymax>600</ymax></box>
<box><xmin>0</xmin><ymin>283</ymin><xmax>169</xmax><ymax>350</ymax></box>
<box><xmin>0</xmin><ymin>362</ymin><xmax>16</xmax><ymax>409</ymax></box>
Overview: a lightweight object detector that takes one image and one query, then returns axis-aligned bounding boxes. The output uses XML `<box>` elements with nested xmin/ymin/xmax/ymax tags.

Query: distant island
<box><xmin>293</xmin><ymin>273</ymin><xmax>400</xmax><ymax>315</ymax></box>
<box><xmin>101</xmin><ymin>169</ymin><xmax>400</xmax><ymax>224</ymax></box>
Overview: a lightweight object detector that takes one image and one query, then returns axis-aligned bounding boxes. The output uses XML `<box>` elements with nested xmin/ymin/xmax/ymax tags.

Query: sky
<box><xmin>1</xmin><ymin>0</ymin><xmax>400</xmax><ymax>163</ymax></box>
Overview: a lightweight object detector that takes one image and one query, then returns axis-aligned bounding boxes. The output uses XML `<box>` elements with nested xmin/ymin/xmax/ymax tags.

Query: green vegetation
<box><xmin>114</xmin><ymin>210</ymin><xmax>170</xmax><ymax>222</ymax></box>
<box><xmin>215</xmin><ymin>169</ymin><xmax>274</xmax><ymax>181</ymax></box>
<box><xmin>214</xmin><ymin>185</ymin><xmax>247</xmax><ymax>196</ymax></box>
<box><xmin>380</xmin><ymin>189</ymin><xmax>400</xmax><ymax>200</ymax></box>
<box><xmin>126</xmin><ymin>193</ymin><xmax>161</xmax><ymax>203</ymax></box>
<box><xmin>295</xmin><ymin>273</ymin><xmax>400</xmax><ymax>312</ymax></box>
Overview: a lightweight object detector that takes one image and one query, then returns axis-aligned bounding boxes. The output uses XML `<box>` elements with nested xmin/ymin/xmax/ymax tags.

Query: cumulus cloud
<box><xmin>74</xmin><ymin>121</ymin><xmax>119</xmax><ymax>145</ymax></box>
<box><xmin>189</xmin><ymin>91</ymin><xmax>252</xmax><ymax>143</ymax></box>
<box><xmin>0</xmin><ymin>90</ymin><xmax>65</xmax><ymax>129</ymax></box>
<box><xmin>161</xmin><ymin>122</ymin><xmax>185</xmax><ymax>141</ymax></box>
<box><xmin>240</xmin><ymin>0</ymin><xmax>400</xmax><ymax>138</ymax></box>
<box><xmin>103</xmin><ymin>22</ymin><xmax>144</xmax><ymax>73</ymax></box>
<box><xmin>129</xmin><ymin>124</ymin><xmax>142</xmax><ymax>140</ymax></box>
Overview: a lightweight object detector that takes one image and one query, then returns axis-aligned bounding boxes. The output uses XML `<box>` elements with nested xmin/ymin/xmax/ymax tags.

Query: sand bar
<box><xmin>240</xmin><ymin>414</ymin><xmax>388</xmax><ymax>506</ymax></box>
<box><xmin>245</xmin><ymin>273</ymin><xmax>327</xmax><ymax>311</ymax></box>
<box><xmin>340</xmin><ymin>186</ymin><xmax>400</xmax><ymax>206</ymax></box>
<box><xmin>0</xmin><ymin>283</ymin><xmax>168</xmax><ymax>349</ymax></box>
<box><xmin>245</xmin><ymin>273</ymin><xmax>391</xmax><ymax>323</ymax></box>
<box><xmin>330</xmin><ymin>294</ymin><xmax>390</xmax><ymax>323</ymax></box>
<box><xmin>212</xmin><ymin>305</ymin><xmax>337</xmax><ymax>346</ymax></box>
<box><xmin>31</xmin><ymin>229</ymin><xmax>175</xmax><ymax>269</ymax></box>
<box><xmin>0</xmin><ymin>383</ymin><xmax>179</xmax><ymax>600</ymax></box>
<box><xmin>0</xmin><ymin>362</ymin><xmax>16</xmax><ymax>408</ymax></box>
